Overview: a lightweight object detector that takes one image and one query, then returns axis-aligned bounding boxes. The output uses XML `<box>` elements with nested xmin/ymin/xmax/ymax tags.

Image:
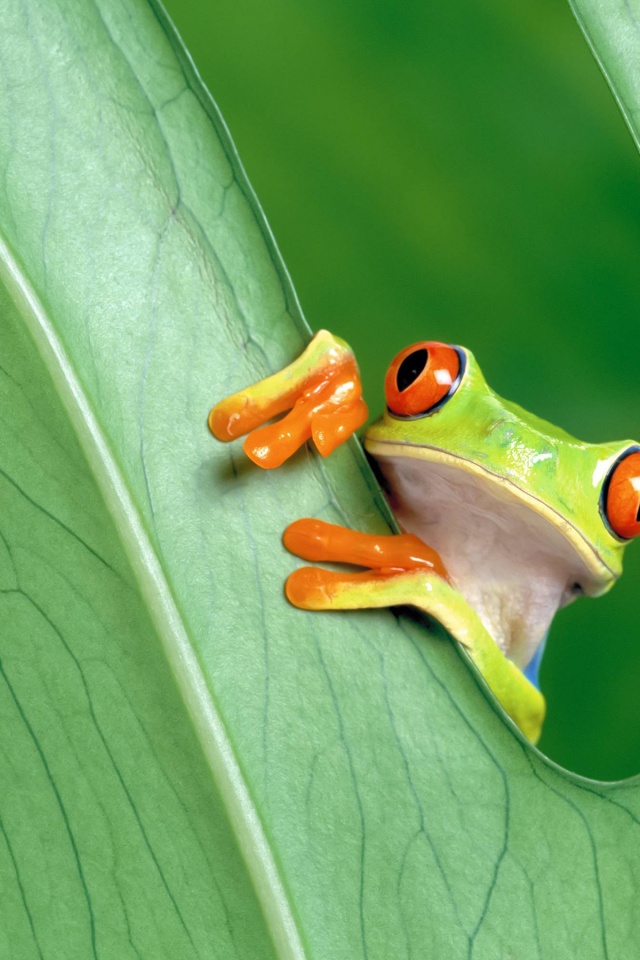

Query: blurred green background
<box><xmin>162</xmin><ymin>0</ymin><xmax>640</xmax><ymax>781</ymax></box>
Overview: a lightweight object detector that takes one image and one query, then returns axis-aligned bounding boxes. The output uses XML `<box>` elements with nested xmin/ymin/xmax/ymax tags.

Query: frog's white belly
<box><xmin>375</xmin><ymin>455</ymin><xmax>593</xmax><ymax>669</ymax></box>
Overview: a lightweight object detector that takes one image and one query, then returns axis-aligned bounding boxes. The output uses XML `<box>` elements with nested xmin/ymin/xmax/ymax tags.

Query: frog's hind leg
<box><xmin>284</xmin><ymin>518</ymin><xmax>545</xmax><ymax>743</ymax></box>
<box><xmin>523</xmin><ymin>632</ymin><xmax>547</xmax><ymax>690</ymax></box>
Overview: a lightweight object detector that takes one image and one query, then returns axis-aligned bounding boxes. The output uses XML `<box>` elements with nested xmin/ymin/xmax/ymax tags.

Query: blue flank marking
<box><xmin>523</xmin><ymin>632</ymin><xmax>547</xmax><ymax>689</ymax></box>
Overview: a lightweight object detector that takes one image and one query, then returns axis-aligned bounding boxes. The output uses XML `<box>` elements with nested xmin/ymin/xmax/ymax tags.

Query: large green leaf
<box><xmin>1</xmin><ymin>1</ymin><xmax>639</xmax><ymax>957</ymax></box>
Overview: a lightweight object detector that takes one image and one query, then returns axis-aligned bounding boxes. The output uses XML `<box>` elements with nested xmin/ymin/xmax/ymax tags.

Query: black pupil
<box><xmin>397</xmin><ymin>348</ymin><xmax>428</xmax><ymax>392</ymax></box>
<box><xmin>636</xmin><ymin>503</ymin><xmax>640</xmax><ymax>523</ymax></box>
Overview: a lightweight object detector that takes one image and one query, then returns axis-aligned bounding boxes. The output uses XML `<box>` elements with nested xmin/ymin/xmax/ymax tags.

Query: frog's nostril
<box><xmin>397</xmin><ymin>348</ymin><xmax>428</xmax><ymax>392</ymax></box>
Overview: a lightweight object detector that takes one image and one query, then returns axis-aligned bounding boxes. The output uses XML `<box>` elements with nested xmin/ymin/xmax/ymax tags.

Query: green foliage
<box><xmin>164</xmin><ymin>0</ymin><xmax>640</xmax><ymax>780</ymax></box>
<box><xmin>1</xmin><ymin>1</ymin><xmax>640</xmax><ymax>958</ymax></box>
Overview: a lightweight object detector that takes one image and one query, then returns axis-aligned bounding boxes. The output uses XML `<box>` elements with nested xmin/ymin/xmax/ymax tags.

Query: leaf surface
<box><xmin>1</xmin><ymin>0</ymin><xmax>639</xmax><ymax>957</ymax></box>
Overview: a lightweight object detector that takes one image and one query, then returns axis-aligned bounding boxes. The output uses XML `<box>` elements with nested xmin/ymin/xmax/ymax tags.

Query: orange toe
<box><xmin>286</xmin><ymin>566</ymin><xmax>392</xmax><ymax>609</ymax></box>
<box><xmin>283</xmin><ymin>519</ymin><xmax>448</xmax><ymax>579</ymax></box>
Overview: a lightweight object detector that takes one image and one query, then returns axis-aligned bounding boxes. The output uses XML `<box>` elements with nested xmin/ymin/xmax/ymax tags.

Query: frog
<box><xmin>209</xmin><ymin>330</ymin><xmax>640</xmax><ymax>743</ymax></box>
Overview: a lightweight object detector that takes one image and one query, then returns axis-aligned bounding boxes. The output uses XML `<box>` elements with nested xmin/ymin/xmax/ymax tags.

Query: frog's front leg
<box><xmin>209</xmin><ymin>330</ymin><xmax>368</xmax><ymax>468</ymax></box>
<box><xmin>284</xmin><ymin>519</ymin><xmax>546</xmax><ymax>744</ymax></box>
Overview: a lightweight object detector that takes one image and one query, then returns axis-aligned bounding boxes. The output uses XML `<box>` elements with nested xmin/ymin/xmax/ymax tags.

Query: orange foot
<box><xmin>283</xmin><ymin>518</ymin><xmax>449</xmax><ymax>608</ymax></box>
<box><xmin>208</xmin><ymin>330</ymin><xmax>368</xmax><ymax>469</ymax></box>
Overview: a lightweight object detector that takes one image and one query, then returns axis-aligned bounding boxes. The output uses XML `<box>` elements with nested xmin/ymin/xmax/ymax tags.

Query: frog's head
<box><xmin>365</xmin><ymin>341</ymin><xmax>640</xmax><ymax>669</ymax></box>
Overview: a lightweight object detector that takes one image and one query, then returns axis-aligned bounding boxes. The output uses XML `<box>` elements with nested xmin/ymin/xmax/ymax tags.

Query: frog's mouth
<box><xmin>365</xmin><ymin>439</ymin><xmax>617</xmax><ymax>670</ymax></box>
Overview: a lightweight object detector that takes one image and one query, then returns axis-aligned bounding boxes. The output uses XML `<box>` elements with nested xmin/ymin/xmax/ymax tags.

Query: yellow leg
<box><xmin>284</xmin><ymin>519</ymin><xmax>545</xmax><ymax>744</ymax></box>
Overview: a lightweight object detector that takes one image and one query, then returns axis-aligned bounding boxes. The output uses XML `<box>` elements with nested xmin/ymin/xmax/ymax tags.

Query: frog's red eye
<box><xmin>604</xmin><ymin>449</ymin><xmax>640</xmax><ymax>539</ymax></box>
<box><xmin>385</xmin><ymin>341</ymin><xmax>461</xmax><ymax>417</ymax></box>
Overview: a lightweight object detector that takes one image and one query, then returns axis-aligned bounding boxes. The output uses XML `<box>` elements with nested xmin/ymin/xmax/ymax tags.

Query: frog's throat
<box><xmin>364</xmin><ymin>438</ymin><xmax>617</xmax><ymax>588</ymax></box>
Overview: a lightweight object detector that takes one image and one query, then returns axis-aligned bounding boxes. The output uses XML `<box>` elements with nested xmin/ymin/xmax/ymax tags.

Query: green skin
<box><xmin>367</xmin><ymin>348</ymin><xmax>629</xmax><ymax>580</ymax></box>
<box><xmin>364</xmin><ymin>344</ymin><xmax>636</xmax><ymax>741</ymax></box>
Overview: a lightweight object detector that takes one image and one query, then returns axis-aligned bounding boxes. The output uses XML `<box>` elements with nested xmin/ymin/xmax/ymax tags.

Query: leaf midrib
<box><xmin>0</xmin><ymin>228</ymin><xmax>308</xmax><ymax>960</ymax></box>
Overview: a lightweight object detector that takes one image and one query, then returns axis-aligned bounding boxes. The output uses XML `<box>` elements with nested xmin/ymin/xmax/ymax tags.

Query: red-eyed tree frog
<box><xmin>209</xmin><ymin>330</ymin><xmax>640</xmax><ymax>743</ymax></box>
